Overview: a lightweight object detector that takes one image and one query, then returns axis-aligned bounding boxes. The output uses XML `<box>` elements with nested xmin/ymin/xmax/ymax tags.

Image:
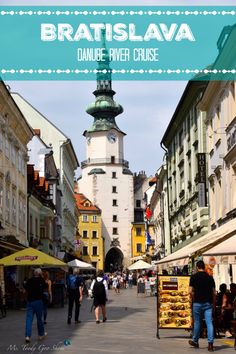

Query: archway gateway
<box><xmin>105</xmin><ymin>247</ymin><xmax>124</xmax><ymax>272</ymax></box>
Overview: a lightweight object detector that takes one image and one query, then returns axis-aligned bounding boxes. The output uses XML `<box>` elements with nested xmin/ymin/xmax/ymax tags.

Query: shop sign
<box><xmin>197</xmin><ymin>153</ymin><xmax>207</xmax><ymax>207</ymax></box>
<box><xmin>157</xmin><ymin>275</ymin><xmax>192</xmax><ymax>329</ymax></box>
<box><xmin>15</xmin><ymin>255</ymin><xmax>38</xmax><ymax>262</ymax></box>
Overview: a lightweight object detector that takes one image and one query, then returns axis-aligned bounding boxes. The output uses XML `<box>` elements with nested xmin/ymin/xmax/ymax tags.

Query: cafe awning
<box><xmin>157</xmin><ymin>218</ymin><xmax>236</xmax><ymax>266</ymax></box>
<box><xmin>0</xmin><ymin>247</ymin><xmax>67</xmax><ymax>267</ymax></box>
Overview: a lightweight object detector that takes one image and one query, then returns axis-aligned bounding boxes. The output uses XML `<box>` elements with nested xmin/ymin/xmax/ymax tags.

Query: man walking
<box><xmin>66</xmin><ymin>267</ymin><xmax>83</xmax><ymax>324</ymax></box>
<box><xmin>24</xmin><ymin>268</ymin><xmax>47</xmax><ymax>343</ymax></box>
<box><xmin>189</xmin><ymin>260</ymin><xmax>216</xmax><ymax>352</ymax></box>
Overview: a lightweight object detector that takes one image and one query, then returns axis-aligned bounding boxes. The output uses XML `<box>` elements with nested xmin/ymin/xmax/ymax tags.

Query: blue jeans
<box><xmin>25</xmin><ymin>300</ymin><xmax>44</xmax><ymax>337</ymax></box>
<box><xmin>192</xmin><ymin>302</ymin><xmax>214</xmax><ymax>344</ymax></box>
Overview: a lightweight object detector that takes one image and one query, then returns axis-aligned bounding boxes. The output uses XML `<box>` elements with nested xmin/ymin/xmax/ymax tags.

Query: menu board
<box><xmin>158</xmin><ymin>275</ymin><xmax>192</xmax><ymax>329</ymax></box>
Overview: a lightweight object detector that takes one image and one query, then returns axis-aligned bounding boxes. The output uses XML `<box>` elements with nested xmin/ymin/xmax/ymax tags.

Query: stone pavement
<box><xmin>0</xmin><ymin>287</ymin><xmax>235</xmax><ymax>354</ymax></box>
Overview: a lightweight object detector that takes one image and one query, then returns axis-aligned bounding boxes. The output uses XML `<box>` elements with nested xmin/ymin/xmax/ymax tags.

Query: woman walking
<box><xmin>90</xmin><ymin>271</ymin><xmax>108</xmax><ymax>324</ymax></box>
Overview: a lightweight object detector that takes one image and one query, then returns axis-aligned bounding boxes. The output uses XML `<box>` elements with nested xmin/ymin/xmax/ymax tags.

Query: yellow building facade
<box><xmin>75</xmin><ymin>193</ymin><xmax>104</xmax><ymax>270</ymax></box>
<box><xmin>131</xmin><ymin>223</ymin><xmax>146</xmax><ymax>258</ymax></box>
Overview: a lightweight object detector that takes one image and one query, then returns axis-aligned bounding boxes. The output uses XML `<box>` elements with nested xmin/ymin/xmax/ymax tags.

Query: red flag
<box><xmin>145</xmin><ymin>207</ymin><xmax>152</xmax><ymax>220</ymax></box>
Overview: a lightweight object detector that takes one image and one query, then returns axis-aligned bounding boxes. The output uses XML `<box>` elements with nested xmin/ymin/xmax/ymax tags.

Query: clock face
<box><xmin>107</xmin><ymin>132</ymin><xmax>117</xmax><ymax>143</ymax></box>
<box><xmin>87</xmin><ymin>136</ymin><xmax>91</xmax><ymax>145</ymax></box>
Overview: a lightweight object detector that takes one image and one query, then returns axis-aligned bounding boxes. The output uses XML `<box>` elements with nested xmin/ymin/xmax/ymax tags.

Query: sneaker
<box><xmin>25</xmin><ymin>337</ymin><xmax>30</xmax><ymax>344</ymax></box>
<box><xmin>225</xmin><ymin>331</ymin><xmax>232</xmax><ymax>338</ymax></box>
<box><xmin>96</xmin><ymin>320</ymin><xmax>100</xmax><ymax>324</ymax></box>
<box><xmin>188</xmin><ymin>340</ymin><xmax>199</xmax><ymax>348</ymax></box>
<box><xmin>102</xmin><ymin>317</ymin><xmax>107</xmax><ymax>323</ymax></box>
<box><xmin>75</xmin><ymin>320</ymin><xmax>81</xmax><ymax>324</ymax></box>
<box><xmin>38</xmin><ymin>332</ymin><xmax>47</xmax><ymax>341</ymax></box>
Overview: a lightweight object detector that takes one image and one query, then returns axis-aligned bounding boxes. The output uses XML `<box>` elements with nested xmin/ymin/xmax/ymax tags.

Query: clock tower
<box><xmin>78</xmin><ymin>31</ymin><xmax>134</xmax><ymax>271</ymax></box>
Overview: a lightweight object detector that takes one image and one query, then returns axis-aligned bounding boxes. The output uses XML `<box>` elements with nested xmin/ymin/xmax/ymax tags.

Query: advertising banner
<box><xmin>157</xmin><ymin>275</ymin><xmax>192</xmax><ymax>329</ymax></box>
<box><xmin>0</xmin><ymin>6</ymin><xmax>236</xmax><ymax>80</ymax></box>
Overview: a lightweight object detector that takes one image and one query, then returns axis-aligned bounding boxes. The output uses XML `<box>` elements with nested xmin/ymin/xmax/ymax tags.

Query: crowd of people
<box><xmin>3</xmin><ymin>262</ymin><xmax>236</xmax><ymax>349</ymax></box>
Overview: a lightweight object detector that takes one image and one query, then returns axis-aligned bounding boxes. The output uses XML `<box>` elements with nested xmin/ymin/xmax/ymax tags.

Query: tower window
<box><xmin>136</xmin><ymin>227</ymin><xmax>142</xmax><ymax>236</ymax></box>
<box><xmin>113</xmin><ymin>228</ymin><xmax>118</xmax><ymax>235</ymax></box>
<box><xmin>136</xmin><ymin>200</ymin><xmax>141</xmax><ymax>208</ymax></box>
<box><xmin>112</xmin><ymin>172</ymin><xmax>117</xmax><ymax>179</ymax></box>
<box><xmin>112</xmin><ymin>186</ymin><xmax>117</xmax><ymax>193</ymax></box>
<box><xmin>112</xmin><ymin>199</ymin><xmax>118</xmax><ymax>206</ymax></box>
<box><xmin>113</xmin><ymin>215</ymin><xmax>118</xmax><ymax>222</ymax></box>
<box><xmin>111</xmin><ymin>156</ymin><xmax>115</xmax><ymax>164</ymax></box>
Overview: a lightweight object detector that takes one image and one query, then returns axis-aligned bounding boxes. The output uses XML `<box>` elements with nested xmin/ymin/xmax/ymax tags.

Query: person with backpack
<box><xmin>90</xmin><ymin>270</ymin><xmax>108</xmax><ymax>324</ymax></box>
<box><xmin>66</xmin><ymin>267</ymin><xmax>84</xmax><ymax>324</ymax></box>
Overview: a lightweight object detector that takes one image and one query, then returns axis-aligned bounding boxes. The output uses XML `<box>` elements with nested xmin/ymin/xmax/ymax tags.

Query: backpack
<box><xmin>93</xmin><ymin>280</ymin><xmax>106</xmax><ymax>298</ymax></box>
<box><xmin>67</xmin><ymin>274</ymin><xmax>80</xmax><ymax>290</ymax></box>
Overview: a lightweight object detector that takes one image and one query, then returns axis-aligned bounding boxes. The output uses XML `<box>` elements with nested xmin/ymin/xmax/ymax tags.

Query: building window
<box><xmin>40</xmin><ymin>227</ymin><xmax>46</xmax><ymax>239</ymax></box>
<box><xmin>12</xmin><ymin>192</ymin><xmax>16</xmax><ymax>226</ymax></box>
<box><xmin>83</xmin><ymin>246</ymin><xmax>88</xmax><ymax>256</ymax></box>
<box><xmin>136</xmin><ymin>200</ymin><xmax>141</xmax><ymax>208</ymax></box>
<box><xmin>136</xmin><ymin>227</ymin><xmax>142</xmax><ymax>236</ymax></box>
<box><xmin>92</xmin><ymin>230</ymin><xmax>97</xmax><ymax>239</ymax></box>
<box><xmin>112</xmin><ymin>186</ymin><xmax>117</xmax><ymax>193</ymax></box>
<box><xmin>136</xmin><ymin>243</ymin><xmax>142</xmax><ymax>253</ymax></box>
<box><xmin>5</xmin><ymin>135</ymin><xmax>10</xmax><ymax>159</ymax></box>
<box><xmin>113</xmin><ymin>228</ymin><xmax>118</xmax><ymax>235</ymax></box>
<box><xmin>5</xmin><ymin>188</ymin><xmax>10</xmax><ymax>223</ymax></box>
<box><xmin>111</xmin><ymin>156</ymin><xmax>115</xmax><ymax>164</ymax></box>
<box><xmin>83</xmin><ymin>230</ymin><xmax>88</xmax><ymax>238</ymax></box>
<box><xmin>11</xmin><ymin>146</ymin><xmax>15</xmax><ymax>165</ymax></box>
<box><xmin>112</xmin><ymin>172</ymin><xmax>117</xmax><ymax>179</ymax></box>
<box><xmin>92</xmin><ymin>215</ymin><xmax>97</xmax><ymax>222</ymax></box>
<box><xmin>35</xmin><ymin>218</ymin><xmax>38</xmax><ymax>237</ymax></box>
<box><xmin>0</xmin><ymin>130</ymin><xmax>3</xmax><ymax>151</ymax></box>
<box><xmin>29</xmin><ymin>214</ymin><xmax>33</xmax><ymax>234</ymax></box>
<box><xmin>0</xmin><ymin>183</ymin><xmax>3</xmax><ymax>217</ymax></box>
<box><xmin>112</xmin><ymin>199</ymin><xmax>117</xmax><ymax>206</ymax></box>
<box><xmin>92</xmin><ymin>246</ymin><xmax>98</xmax><ymax>256</ymax></box>
<box><xmin>113</xmin><ymin>215</ymin><xmax>118</xmax><ymax>222</ymax></box>
<box><xmin>82</xmin><ymin>215</ymin><xmax>88</xmax><ymax>222</ymax></box>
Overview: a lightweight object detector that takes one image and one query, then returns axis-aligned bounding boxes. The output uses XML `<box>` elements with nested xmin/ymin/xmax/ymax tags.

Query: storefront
<box><xmin>157</xmin><ymin>218</ymin><xmax>236</xmax><ymax>288</ymax></box>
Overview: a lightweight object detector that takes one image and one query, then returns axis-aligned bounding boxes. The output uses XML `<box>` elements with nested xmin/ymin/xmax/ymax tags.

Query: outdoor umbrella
<box><xmin>0</xmin><ymin>247</ymin><xmax>67</xmax><ymax>267</ymax></box>
<box><xmin>67</xmin><ymin>259</ymin><xmax>95</xmax><ymax>269</ymax></box>
<box><xmin>128</xmin><ymin>259</ymin><xmax>153</xmax><ymax>270</ymax></box>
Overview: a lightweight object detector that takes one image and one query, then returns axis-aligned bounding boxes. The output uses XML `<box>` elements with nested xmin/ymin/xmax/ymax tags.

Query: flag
<box><xmin>145</xmin><ymin>207</ymin><xmax>152</xmax><ymax>220</ymax></box>
<box><xmin>145</xmin><ymin>232</ymin><xmax>152</xmax><ymax>247</ymax></box>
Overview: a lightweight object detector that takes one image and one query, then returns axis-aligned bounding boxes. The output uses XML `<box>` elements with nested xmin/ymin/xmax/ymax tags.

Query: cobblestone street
<box><xmin>0</xmin><ymin>287</ymin><xmax>235</xmax><ymax>354</ymax></box>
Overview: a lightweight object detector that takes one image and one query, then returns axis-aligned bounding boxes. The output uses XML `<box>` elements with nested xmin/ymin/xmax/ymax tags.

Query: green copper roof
<box><xmin>86</xmin><ymin>29</ymin><xmax>124</xmax><ymax>133</ymax></box>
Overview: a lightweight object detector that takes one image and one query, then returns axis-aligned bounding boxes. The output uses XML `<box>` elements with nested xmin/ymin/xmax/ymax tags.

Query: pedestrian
<box><xmin>42</xmin><ymin>270</ymin><xmax>52</xmax><ymax>325</ymax></box>
<box><xmin>188</xmin><ymin>260</ymin><xmax>216</xmax><ymax>352</ymax></box>
<box><xmin>66</xmin><ymin>267</ymin><xmax>83</xmax><ymax>324</ymax></box>
<box><xmin>112</xmin><ymin>273</ymin><xmax>120</xmax><ymax>294</ymax></box>
<box><xmin>128</xmin><ymin>272</ymin><xmax>133</xmax><ymax>288</ymax></box>
<box><xmin>221</xmin><ymin>283</ymin><xmax>236</xmax><ymax>338</ymax></box>
<box><xmin>90</xmin><ymin>270</ymin><xmax>108</xmax><ymax>324</ymax></box>
<box><xmin>24</xmin><ymin>268</ymin><xmax>47</xmax><ymax>344</ymax></box>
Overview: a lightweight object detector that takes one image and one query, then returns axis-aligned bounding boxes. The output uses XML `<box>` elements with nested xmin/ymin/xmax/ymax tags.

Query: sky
<box><xmin>3</xmin><ymin>0</ymin><xmax>235</xmax><ymax>177</ymax></box>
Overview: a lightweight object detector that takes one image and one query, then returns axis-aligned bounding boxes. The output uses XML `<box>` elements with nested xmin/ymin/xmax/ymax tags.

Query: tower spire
<box><xmin>86</xmin><ymin>27</ymin><xmax>124</xmax><ymax>133</ymax></box>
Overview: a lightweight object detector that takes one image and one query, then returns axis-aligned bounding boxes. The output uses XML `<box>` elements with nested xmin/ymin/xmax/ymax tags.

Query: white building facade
<box><xmin>78</xmin><ymin>44</ymin><xmax>134</xmax><ymax>270</ymax></box>
<box><xmin>11</xmin><ymin>93</ymin><xmax>79</xmax><ymax>257</ymax></box>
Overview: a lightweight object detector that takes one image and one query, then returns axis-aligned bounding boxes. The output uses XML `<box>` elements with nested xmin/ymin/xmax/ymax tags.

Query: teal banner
<box><xmin>0</xmin><ymin>6</ymin><xmax>236</xmax><ymax>80</ymax></box>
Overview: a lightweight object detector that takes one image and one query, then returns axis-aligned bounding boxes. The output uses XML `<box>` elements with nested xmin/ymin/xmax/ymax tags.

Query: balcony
<box><xmin>81</xmin><ymin>158</ymin><xmax>129</xmax><ymax>168</ymax></box>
